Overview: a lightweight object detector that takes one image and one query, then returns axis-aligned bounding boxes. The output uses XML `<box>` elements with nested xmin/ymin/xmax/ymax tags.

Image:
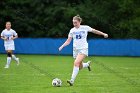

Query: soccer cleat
<box><xmin>16</xmin><ymin>58</ymin><xmax>20</xmax><ymax>65</ymax></box>
<box><xmin>67</xmin><ymin>80</ymin><xmax>74</xmax><ymax>86</ymax></box>
<box><xmin>4</xmin><ymin>65</ymin><xmax>9</xmax><ymax>68</ymax></box>
<box><xmin>87</xmin><ymin>61</ymin><xmax>91</xmax><ymax>71</ymax></box>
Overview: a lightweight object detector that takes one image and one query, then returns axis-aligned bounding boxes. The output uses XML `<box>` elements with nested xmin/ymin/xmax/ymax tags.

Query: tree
<box><xmin>0</xmin><ymin>0</ymin><xmax>139</xmax><ymax>39</ymax></box>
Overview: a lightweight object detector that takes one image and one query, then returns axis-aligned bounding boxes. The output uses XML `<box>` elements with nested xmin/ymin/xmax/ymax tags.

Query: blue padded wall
<box><xmin>0</xmin><ymin>38</ymin><xmax>140</xmax><ymax>56</ymax></box>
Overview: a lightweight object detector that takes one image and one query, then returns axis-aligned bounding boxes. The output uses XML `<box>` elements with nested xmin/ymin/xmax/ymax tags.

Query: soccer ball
<box><xmin>52</xmin><ymin>78</ymin><xmax>62</xmax><ymax>87</ymax></box>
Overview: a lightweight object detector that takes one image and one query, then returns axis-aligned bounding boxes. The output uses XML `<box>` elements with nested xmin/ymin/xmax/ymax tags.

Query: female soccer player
<box><xmin>1</xmin><ymin>21</ymin><xmax>19</xmax><ymax>68</ymax></box>
<box><xmin>59</xmin><ymin>15</ymin><xmax>108</xmax><ymax>86</ymax></box>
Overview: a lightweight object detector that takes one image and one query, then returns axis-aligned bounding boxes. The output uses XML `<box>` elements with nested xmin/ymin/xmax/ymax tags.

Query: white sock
<box><xmin>71</xmin><ymin>66</ymin><xmax>79</xmax><ymax>82</ymax></box>
<box><xmin>12</xmin><ymin>55</ymin><xmax>18</xmax><ymax>61</ymax></box>
<box><xmin>7</xmin><ymin>57</ymin><xmax>11</xmax><ymax>66</ymax></box>
<box><xmin>82</xmin><ymin>63</ymin><xmax>89</xmax><ymax>68</ymax></box>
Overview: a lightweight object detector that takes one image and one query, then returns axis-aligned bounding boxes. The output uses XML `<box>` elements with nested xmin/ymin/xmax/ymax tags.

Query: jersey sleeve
<box><xmin>13</xmin><ymin>30</ymin><xmax>18</xmax><ymax>36</ymax></box>
<box><xmin>1</xmin><ymin>31</ymin><xmax>4</xmax><ymax>37</ymax></box>
<box><xmin>86</xmin><ymin>26</ymin><xmax>94</xmax><ymax>32</ymax></box>
<box><xmin>68</xmin><ymin>29</ymin><xmax>73</xmax><ymax>37</ymax></box>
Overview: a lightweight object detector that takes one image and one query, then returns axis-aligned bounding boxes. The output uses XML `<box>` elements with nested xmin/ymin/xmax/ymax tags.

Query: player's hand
<box><xmin>104</xmin><ymin>34</ymin><xmax>108</xmax><ymax>38</ymax></box>
<box><xmin>11</xmin><ymin>37</ymin><xmax>14</xmax><ymax>40</ymax></box>
<box><xmin>59</xmin><ymin>46</ymin><xmax>63</xmax><ymax>51</ymax></box>
<box><xmin>3</xmin><ymin>37</ymin><xmax>8</xmax><ymax>41</ymax></box>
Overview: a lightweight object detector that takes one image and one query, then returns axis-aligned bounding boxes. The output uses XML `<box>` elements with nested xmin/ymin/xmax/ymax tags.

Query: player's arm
<box><xmin>91</xmin><ymin>28</ymin><xmax>108</xmax><ymax>38</ymax></box>
<box><xmin>11</xmin><ymin>35</ymin><xmax>18</xmax><ymax>40</ymax></box>
<box><xmin>1</xmin><ymin>32</ymin><xmax>7</xmax><ymax>40</ymax></box>
<box><xmin>11</xmin><ymin>31</ymin><xmax>18</xmax><ymax>40</ymax></box>
<box><xmin>1</xmin><ymin>36</ymin><xmax>7</xmax><ymax>41</ymax></box>
<box><xmin>59</xmin><ymin>37</ymin><xmax>72</xmax><ymax>51</ymax></box>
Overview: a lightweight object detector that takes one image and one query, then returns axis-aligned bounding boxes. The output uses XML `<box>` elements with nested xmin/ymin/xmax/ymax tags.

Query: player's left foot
<box><xmin>87</xmin><ymin>61</ymin><xmax>91</xmax><ymax>71</ymax></box>
<box><xmin>67</xmin><ymin>80</ymin><xmax>74</xmax><ymax>86</ymax></box>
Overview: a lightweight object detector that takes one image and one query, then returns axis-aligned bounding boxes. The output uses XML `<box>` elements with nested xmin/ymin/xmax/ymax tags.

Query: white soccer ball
<box><xmin>52</xmin><ymin>78</ymin><xmax>62</xmax><ymax>87</ymax></box>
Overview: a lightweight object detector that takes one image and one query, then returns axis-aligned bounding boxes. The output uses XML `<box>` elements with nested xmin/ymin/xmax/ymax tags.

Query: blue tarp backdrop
<box><xmin>0</xmin><ymin>38</ymin><xmax>140</xmax><ymax>56</ymax></box>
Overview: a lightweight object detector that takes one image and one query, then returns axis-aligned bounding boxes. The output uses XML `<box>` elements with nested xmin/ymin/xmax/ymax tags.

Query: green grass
<box><xmin>0</xmin><ymin>54</ymin><xmax>140</xmax><ymax>93</ymax></box>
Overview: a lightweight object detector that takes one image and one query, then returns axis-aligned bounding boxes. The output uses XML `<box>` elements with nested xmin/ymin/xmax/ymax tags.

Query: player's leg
<box><xmin>79</xmin><ymin>49</ymin><xmax>91</xmax><ymax>71</ymax></box>
<box><xmin>10</xmin><ymin>44</ymin><xmax>19</xmax><ymax>65</ymax></box>
<box><xmin>12</xmin><ymin>54</ymin><xmax>19</xmax><ymax>65</ymax></box>
<box><xmin>81</xmin><ymin>61</ymin><xmax>91</xmax><ymax>71</ymax></box>
<box><xmin>67</xmin><ymin>54</ymin><xmax>86</xmax><ymax>86</ymax></box>
<box><xmin>5</xmin><ymin>50</ymin><xmax>12</xmax><ymax>68</ymax></box>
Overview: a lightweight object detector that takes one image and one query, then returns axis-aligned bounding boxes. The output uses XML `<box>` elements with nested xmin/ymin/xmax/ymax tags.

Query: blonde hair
<box><xmin>73</xmin><ymin>15</ymin><xmax>82</xmax><ymax>22</ymax></box>
<box><xmin>6</xmin><ymin>21</ymin><xmax>11</xmax><ymax>25</ymax></box>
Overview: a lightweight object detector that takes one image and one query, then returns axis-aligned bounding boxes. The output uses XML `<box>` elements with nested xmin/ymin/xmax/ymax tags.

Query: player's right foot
<box><xmin>16</xmin><ymin>58</ymin><xmax>20</xmax><ymax>66</ymax></box>
<box><xmin>87</xmin><ymin>61</ymin><xmax>91</xmax><ymax>71</ymax></box>
<box><xmin>67</xmin><ymin>80</ymin><xmax>74</xmax><ymax>86</ymax></box>
<box><xmin>4</xmin><ymin>65</ymin><xmax>9</xmax><ymax>68</ymax></box>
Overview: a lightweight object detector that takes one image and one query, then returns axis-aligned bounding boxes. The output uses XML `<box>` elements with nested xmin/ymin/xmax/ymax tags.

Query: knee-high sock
<box><xmin>12</xmin><ymin>55</ymin><xmax>18</xmax><ymax>61</ymax></box>
<box><xmin>7</xmin><ymin>57</ymin><xmax>11</xmax><ymax>66</ymax></box>
<box><xmin>82</xmin><ymin>63</ymin><xmax>89</xmax><ymax>68</ymax></box>
<box><xmin>71</xmin><ymin>66</ymin><xmax>79</xmax><ymax>82</ymax></box>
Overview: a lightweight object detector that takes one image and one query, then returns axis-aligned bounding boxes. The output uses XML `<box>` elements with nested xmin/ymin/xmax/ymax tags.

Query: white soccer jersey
<box><xmin>1</xmin><ymin>29</ymin><xmax>17</xmax><ymax>46</ymax></box>
<box><xmin>68</xmin><ymin>25</ymin><xmax>93</xmax><ymax>49</ymax></box>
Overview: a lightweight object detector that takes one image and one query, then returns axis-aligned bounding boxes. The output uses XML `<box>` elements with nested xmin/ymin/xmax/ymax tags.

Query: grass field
<box><xmin>0</xmin><ymin>54</ymin><xmax>140</xmax><ymax>93</ymax></box>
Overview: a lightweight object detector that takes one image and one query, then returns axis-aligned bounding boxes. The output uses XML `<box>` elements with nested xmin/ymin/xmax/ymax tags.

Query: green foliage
<box><xmin>0</xmin><ymin>0</ymin><xmax>139</xmax><ymax>38</ymax></box>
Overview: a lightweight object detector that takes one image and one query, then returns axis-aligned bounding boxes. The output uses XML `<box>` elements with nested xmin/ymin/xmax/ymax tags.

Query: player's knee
<box><xmin>74</xmin><ymin>61</ymin><xmax>80</xmax><ymax>67</ymax></box>
<box><xmin>7</xmin><ymin>52</ymin><xmax>12</xmax><ymax>57</ymax></box>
